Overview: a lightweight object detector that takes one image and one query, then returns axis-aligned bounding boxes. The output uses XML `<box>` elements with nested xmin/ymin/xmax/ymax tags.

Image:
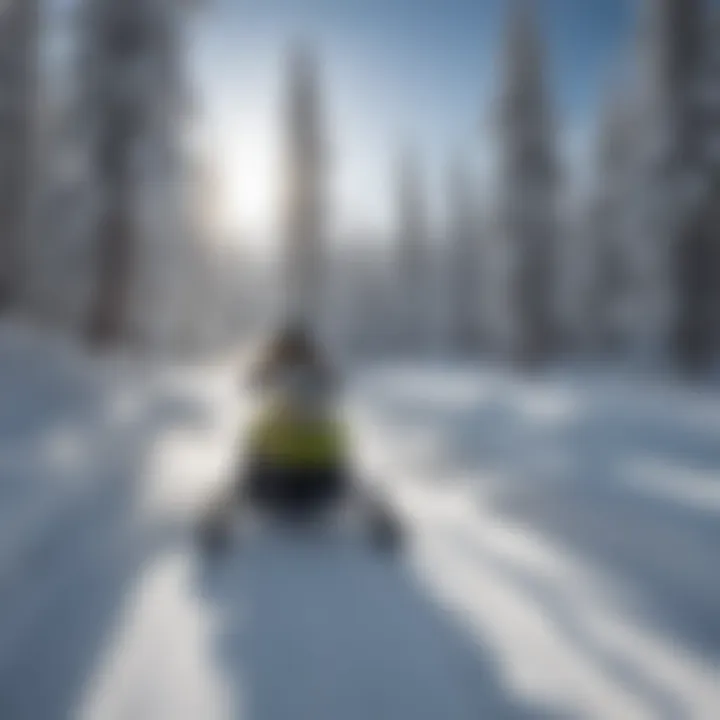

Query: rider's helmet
<box><xmin>249</xmin><ymin>319</ymin><xmax>336</xmax><ymax>403</ymax></box>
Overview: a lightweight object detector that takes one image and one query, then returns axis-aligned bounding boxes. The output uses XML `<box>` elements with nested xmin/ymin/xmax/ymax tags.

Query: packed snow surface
<box><xmin>0</xmin><ymin>324</ymin><xmax>718</xmax><ymax>719</ymax></box>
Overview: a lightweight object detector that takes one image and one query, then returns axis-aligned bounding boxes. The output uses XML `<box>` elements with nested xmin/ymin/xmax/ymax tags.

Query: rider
<box><xmin>241</xmin><ymin>321</ymin><xmax>349</xmax><ymax>511</ymax></box>
<box><xmin>200</xmin><ymin>320</ymin><xmax>400</xmax><ymax>552</ymax></box>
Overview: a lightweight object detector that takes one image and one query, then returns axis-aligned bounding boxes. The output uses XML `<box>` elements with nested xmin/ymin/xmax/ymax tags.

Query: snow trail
<box><xmin>0</xmin><ymin>328</ymin><xmax>719</xmax><ymax>719</ymax></box>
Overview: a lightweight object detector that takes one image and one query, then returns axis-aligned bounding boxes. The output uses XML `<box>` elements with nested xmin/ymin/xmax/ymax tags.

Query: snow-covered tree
<box><xmin>0</xmin><ymin>0</ymin><xmax>40</xmax><ymax>311</ymax></box>
<box><xmin>282</xmin><ymin>44</ymin><xmax>327</xmax><ymax>336</ymax></box>
<box><xmin>495</xmin><ymin>0</ymin><xmax>560</xmax><ymax>366</ymax></box>
<box><xmin>684</xmin><ymin>2</ymin><xmax>720</xmax><ymax>367</ymax></box>
<box><xmin>704</xmin><ymin>7</ymin><xmax>720</xmax><ymax>359</ymax></box>
<box><xmin>632</xmin><ymin>0</ymin><xmax>710</xmax><ymax>370</ymax></box>
<box><xmin>77</xmin><ymin>0</ymin><xmax>197</xmax><ymax>349</ymax></box>
<box><xmin>130</xmin><ymin>0</ymin><xmax>199</xmax><ymax>354</ymax></box>
<box><xmin>446</xmin><ymin>154</ymin><xmax>481</xmax><ymax>355</ymax></box>
<box><xmin>79</xmin><ymin>0</ymin><xmax>147</xmax><ymax>344</ymax></box>
<box><xmin>394</xmin><ymin>148</ymin><xmax>430</xmax><ymax>355</ymax></box>
<box><xmin>585</xmin><ymin>77</ymin><xmax>640</xmax><ymax>353</ymax></box>
<box><xmin>331</xmin><ymin>232</ymin><xmax>392</xmax><ymax>361</ymax></box>
<box><xmin>26</xmin><ymin>0</ymin><xmax>93</xmax><ymax>330</ymax></box>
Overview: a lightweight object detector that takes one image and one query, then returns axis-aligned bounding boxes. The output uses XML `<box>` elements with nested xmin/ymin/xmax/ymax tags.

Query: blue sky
<box><xmin>47</xmin><ymin>0</ymin><xmax>638</xmax><ymax>241</ymax></box>
<box><xmin>195</xmin><ymin>0</ymin><xmax>637</xmax><ymax>242</ymax></box>
<box><xmin>205</xmin><ymin>0</ymin><xmax>633</xmax><ymax>122</ymax></box>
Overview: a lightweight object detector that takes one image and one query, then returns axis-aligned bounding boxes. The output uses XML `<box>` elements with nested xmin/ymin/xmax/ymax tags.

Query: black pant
<box><xmin>241</xmin><ymin>459</ymin><xmax>346</xmax><ymax>514</ymax></box>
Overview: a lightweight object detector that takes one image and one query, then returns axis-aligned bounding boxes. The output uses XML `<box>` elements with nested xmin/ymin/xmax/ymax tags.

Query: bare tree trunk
<box><xmin>0</xmin><ymin>0</ymin><xmax>39</xmax><ymax>313</ymax></box>
<box><xmin>83</xmin><ymin>0</ymin><xmax>149</xmax><ymax>348</ymax></box>
<box><xmin>86</xmin><ymin>107</ymin><xmax>136</xmax><ymax>347</ymax></box>
<box><xmin>516</xmin><ymin>233</ymin><xmax>554</xmax><ymax>368</ymax></box>
<box><xmin>86</xmin><ymin>173</ymin><xmax>134</xmax><ymax>346</ymax></box>
<box><xmin>674</xmin><ymin>199</ymin><xmax>718</xmax><ymax>375</ymax></box>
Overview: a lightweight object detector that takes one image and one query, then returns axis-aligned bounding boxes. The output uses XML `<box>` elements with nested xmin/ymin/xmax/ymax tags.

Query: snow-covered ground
<box><xmin>0</xmin><ymin>324</ymin><xmax>718</xmax><ymax>719</ymax></box>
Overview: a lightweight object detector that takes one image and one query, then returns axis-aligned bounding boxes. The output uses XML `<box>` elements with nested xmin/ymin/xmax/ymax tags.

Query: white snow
<box><xmin>0</xmin><ymin>325</ymin><xmax>719</xmax><ymax>719</ymax></box>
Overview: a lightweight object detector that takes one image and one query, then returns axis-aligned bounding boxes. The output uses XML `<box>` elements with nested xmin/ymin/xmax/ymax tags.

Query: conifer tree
<box><xmin>495</xmin><ymin>0</ymin><xmax>560</xmax><ymax>366</ymax></box>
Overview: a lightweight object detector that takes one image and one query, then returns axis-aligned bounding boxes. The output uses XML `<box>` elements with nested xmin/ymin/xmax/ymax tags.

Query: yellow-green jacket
<box><xmin>248</xmin><ymin>402</ymin><xmax>348</xmax><ymax>469</ymax></box>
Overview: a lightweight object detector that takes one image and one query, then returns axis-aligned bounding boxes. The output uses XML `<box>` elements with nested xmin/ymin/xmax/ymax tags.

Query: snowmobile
<box><xmin>197</xmin><ymin>324</ymin><xmax>402</xmax><ymax>556</ymax></box>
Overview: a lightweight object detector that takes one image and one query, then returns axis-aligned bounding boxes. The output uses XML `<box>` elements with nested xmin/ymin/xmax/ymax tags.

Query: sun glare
<box><xmin>215</xmin><ymin>110</ymin><xmax>281</xmax><ymax>245</ymax></box>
